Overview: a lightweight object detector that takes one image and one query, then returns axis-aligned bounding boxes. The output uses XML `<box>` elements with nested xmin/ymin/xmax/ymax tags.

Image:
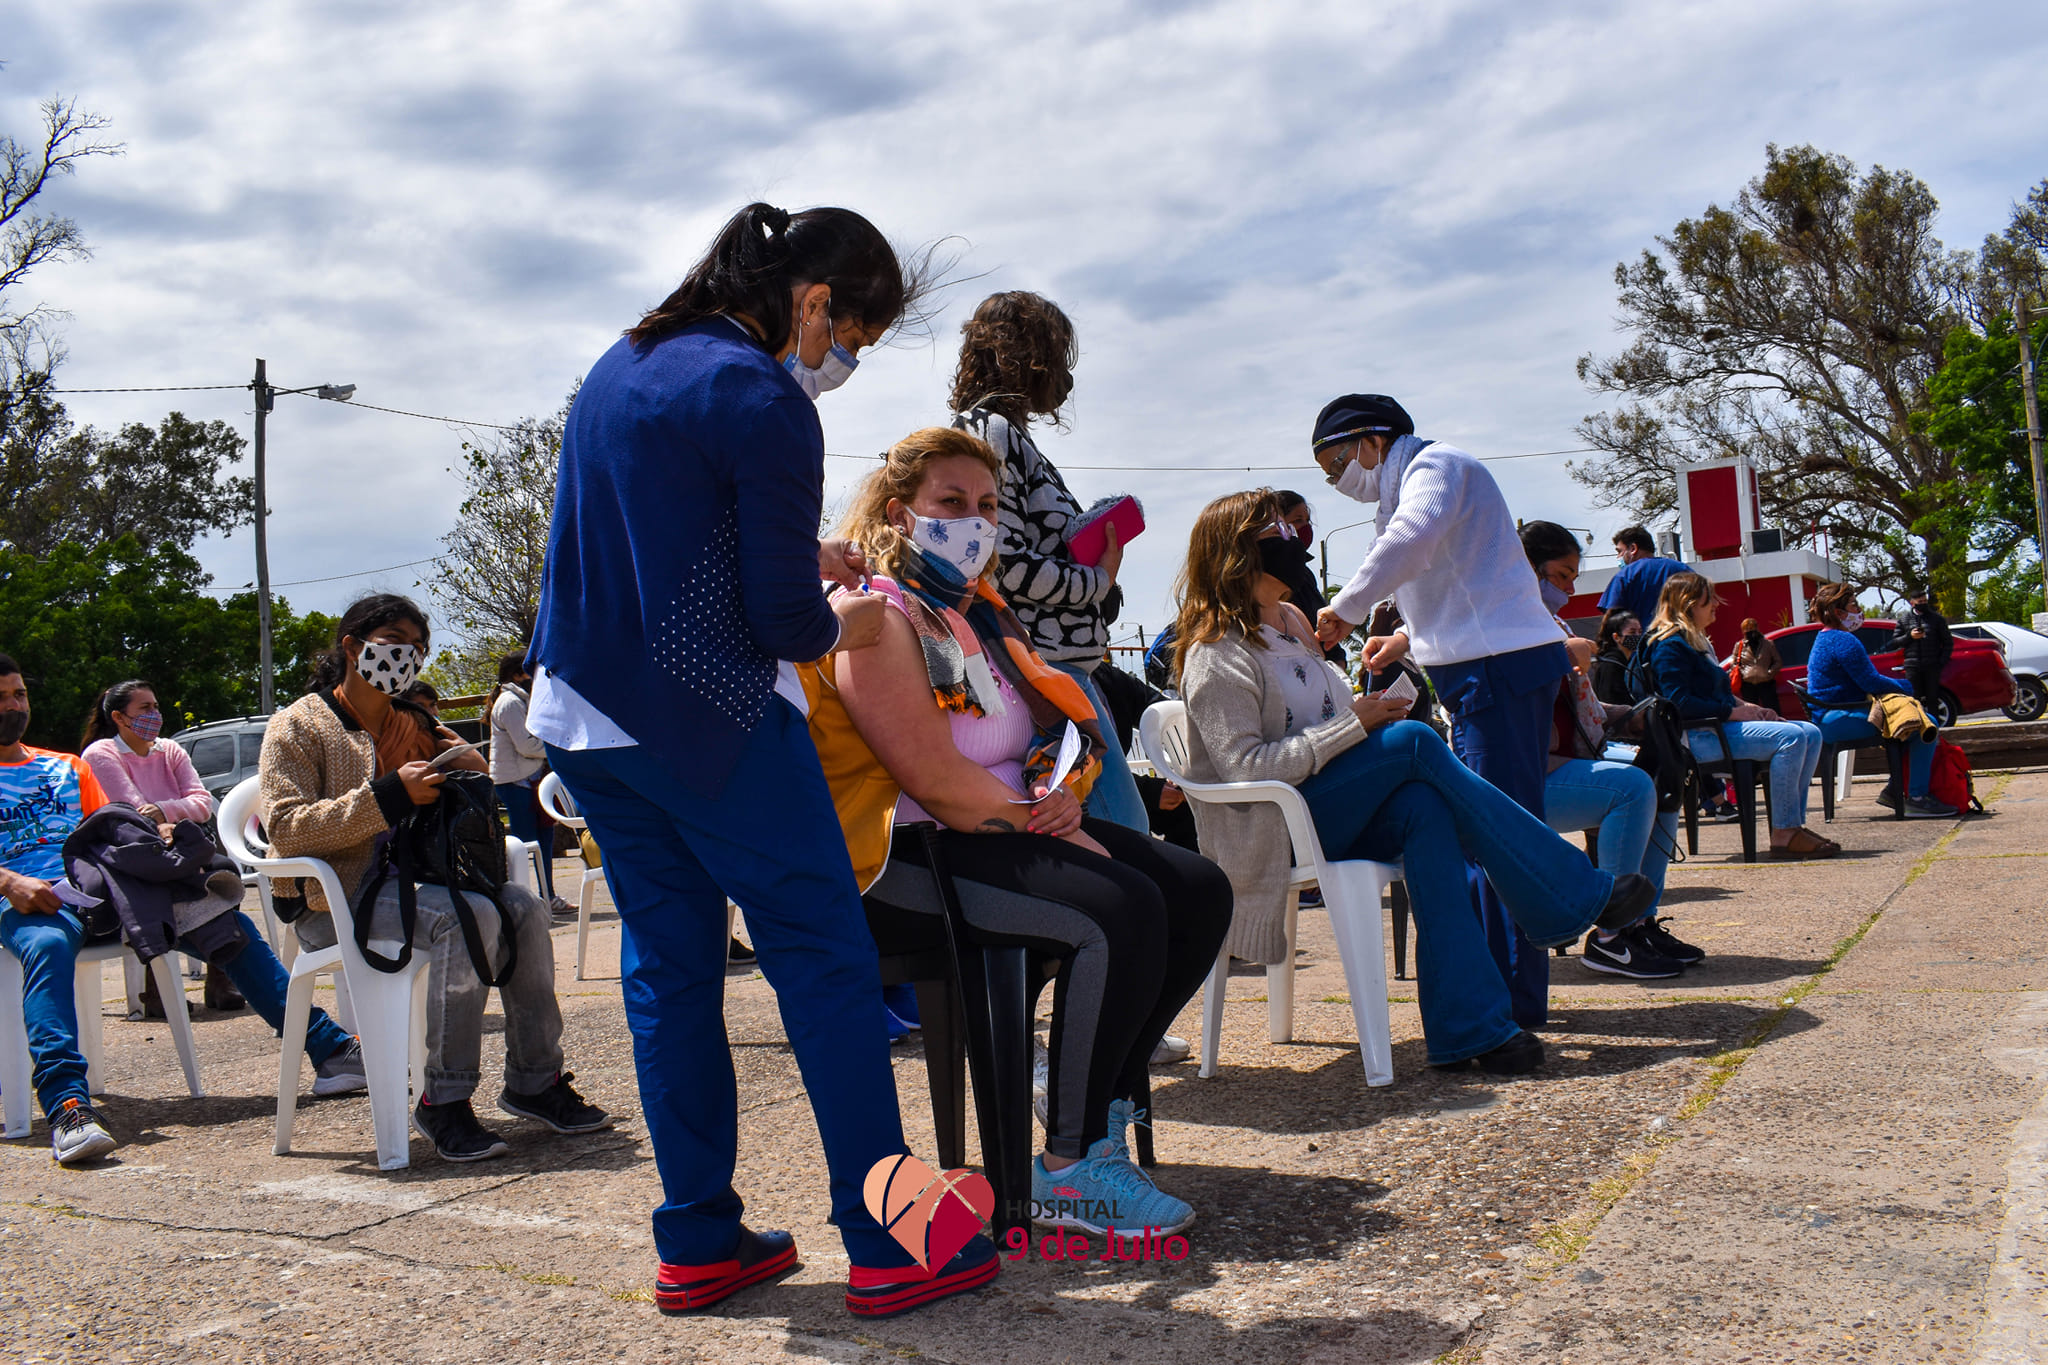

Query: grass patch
<box><xmin>601</xmin><ymin>1284</ymin><xmax>654</xmax><ymax>1304</ymax></box>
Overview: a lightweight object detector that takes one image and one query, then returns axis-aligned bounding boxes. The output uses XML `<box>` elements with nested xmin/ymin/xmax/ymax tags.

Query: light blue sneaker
<box><xmin>1104</xmin><ymin>1096</ymin><xmax>1148</xmax><ymax>1158</ymax></box>
<box><xmin>1030</xmin><ymin>1135</ymin><xmax>1194</xmax><ymax>1236</ymax></box>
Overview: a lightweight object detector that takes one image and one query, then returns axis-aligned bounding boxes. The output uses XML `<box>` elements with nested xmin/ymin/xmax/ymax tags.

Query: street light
<box><xmin>250</xmin><ymin>358</ymin><xmax>356</xmax><ymax>715</ymax></box>
<box><xmin>1318</xmin><ymin>517</ymin><xmax>1375</xmax><ymax>594</ymax></box>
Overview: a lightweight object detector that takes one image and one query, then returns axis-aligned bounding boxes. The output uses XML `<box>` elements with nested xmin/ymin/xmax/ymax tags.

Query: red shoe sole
<box><xmin>844</xmin><ymin>1252</ymin><xmax>1000</xmax><ymax>1317</ymax></box>
<box><xmin>654</xmin><ymin>1244</ymin><xmax>799</xmax><ymax>1315</ymax></box>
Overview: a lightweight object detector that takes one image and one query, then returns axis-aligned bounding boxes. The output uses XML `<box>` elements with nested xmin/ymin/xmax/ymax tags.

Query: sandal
<box><xmin>1770</xmin><ymin>827</ymin><xmax>1841</xmax><ymax>860</ymax></box>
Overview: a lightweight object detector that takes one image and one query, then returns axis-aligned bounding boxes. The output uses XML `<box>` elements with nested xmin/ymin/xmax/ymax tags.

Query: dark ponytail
<box><xmin>626</xmin><ymin>202</ymin><xmax>924</xmax><ymax>352</ymax></box>
<box><xmin>81</xmin><ymin>680</ymin><xmax>153</xmax><ymax>749</ymax></box>
<box><xmin>484</xmin><ymin>649</ymin><xmax>530</xmax><ymax>719</ymax></box>
<box><xmin>309</xmin><ymin>593</ymin><xmax>431</xmax><ymax>694</ymax></box>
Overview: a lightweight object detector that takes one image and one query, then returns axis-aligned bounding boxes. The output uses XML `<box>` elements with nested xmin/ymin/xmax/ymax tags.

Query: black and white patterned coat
<box><xmin>952</xmin><ymin>408</ymin><xmax>1113</xmax><ymax>663</ymax></box>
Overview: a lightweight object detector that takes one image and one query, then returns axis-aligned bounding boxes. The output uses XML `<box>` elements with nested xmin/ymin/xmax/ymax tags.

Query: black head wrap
<box><xmin>1311</xmin><ymin>394</ymin><xmax>1415</xmax><ymax>450</ymax></box>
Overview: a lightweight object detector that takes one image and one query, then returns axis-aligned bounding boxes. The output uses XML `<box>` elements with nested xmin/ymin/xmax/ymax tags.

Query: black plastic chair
<box><xmin>1681</xmin><ymin>717</ymin><xmax>1769</xmax><ymax>863</ymax></box>
<box><xmin>867</xmin><ymin>824</ymin><xmax>1154</xmax><ymax>1238</ymax></box>
<box><xmin>1792</xmin><ymin>686</ymin><xmax>1907</xmax><ymax>823</ymax></box>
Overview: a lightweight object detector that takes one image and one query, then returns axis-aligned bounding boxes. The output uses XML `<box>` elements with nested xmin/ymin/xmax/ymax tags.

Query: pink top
<box><xmin>80</xmin><ymin>738</ymin><xmax>215</xmax><ymax>823</ymax></box>
<box><xmin>863</xmin><ymin>579</ymin><xmax>1034</xmax><ymax>825</ymax></box>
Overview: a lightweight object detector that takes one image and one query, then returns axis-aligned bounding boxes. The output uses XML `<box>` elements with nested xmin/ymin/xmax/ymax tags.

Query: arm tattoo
<box><xmin>975</xmin><ymin>817</ymin><xmax>1018</xmax><ymax>834</ymax></box>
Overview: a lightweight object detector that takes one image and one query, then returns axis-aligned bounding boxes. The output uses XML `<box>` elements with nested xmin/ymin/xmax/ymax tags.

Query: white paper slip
<box><xmin>1376</xmin><ymin>670</ymin><xmax>1419</xmax><ymax>705</ymax></box>
<box><xmin>1011</xmin><ymin>720</ymin><xmax>1085</xmax><ymax>803</ymax></box>
<box><xmin>50</xmin><ymin>881</ymin><xmax>103</xmax><ymax>908</ymax></box>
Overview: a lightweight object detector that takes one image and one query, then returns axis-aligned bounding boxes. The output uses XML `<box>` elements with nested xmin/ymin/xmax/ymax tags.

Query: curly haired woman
<box><xmin>947</xmin><ymin>291</ymin><xmax>1148</xmax><ymax>832</ymax></box>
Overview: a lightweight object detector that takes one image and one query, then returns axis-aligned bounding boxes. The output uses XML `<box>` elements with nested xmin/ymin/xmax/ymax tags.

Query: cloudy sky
<box><xmin>8</xmin><ymin>0</ymin><xmax>2045</xmax><ymax>652</ymax></box>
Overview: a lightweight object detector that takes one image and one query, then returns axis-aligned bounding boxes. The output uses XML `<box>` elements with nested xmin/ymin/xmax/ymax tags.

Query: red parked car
<box><xmin>1762</xmin><ymin>623</ymin><xmax>2016</xmax><ymax>728</ymax></box>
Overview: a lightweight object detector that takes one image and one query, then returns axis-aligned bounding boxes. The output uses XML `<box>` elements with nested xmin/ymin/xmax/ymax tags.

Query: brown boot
<box><xmin>138</xmin><ymin>968</ymin><xmax>193</xmax><ymax>1020</ymax></box>
<box><xmin>204</xmin><ymin>962</ymin><xmax>246</xmax><ymax>1012</ymax></box>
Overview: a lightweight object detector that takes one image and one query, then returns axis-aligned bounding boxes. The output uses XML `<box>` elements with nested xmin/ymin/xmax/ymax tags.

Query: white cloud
<box><xmin>6</xmin><ymin>0</ymin><xmax>2044</xmax><ymax>655</ymax></box>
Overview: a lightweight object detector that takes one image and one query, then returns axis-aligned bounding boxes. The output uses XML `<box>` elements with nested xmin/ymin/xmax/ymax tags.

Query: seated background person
<box><xmin>261</xmin><ymin>594</ymin><xmax>610</xmax><ymax>1163</ymax></box>
<box><xmin>1518</xmin><ymin>524</ymin><xmax>1696</xmax><ymax>979</ymax></box>
<box><xmin>1590</xmin><ymin>611</ymin><xmax>1641</xmax><ymax>707</ymax></box>
<box><xmin>1640</xmin><ymin>574</ymin><xmax>1834</xmax><ymax>858</ymax></box>
<box><xmin>1174</xmin><ymin>492</ymin><xmax>1654</xmax><ymax>1074</ymax></box>
<box><xmin>80</xmin><ymin>678</ymin><xmax>248</xmax><ymax>1013</ymax></box>
<box><xmin>0</xmin><ymin>655</ymin><xmax>362</xmax><ymax>1166</ymax></box>
<box><xmin>1806</xmin><ymin>583</ymin><xmax>1954</xmax><ymax>818</ymax></box>
<box><xmin>801</xmin><ymin>427</ymin><xmax>1230</xmax><ymax>1236</ymax></box>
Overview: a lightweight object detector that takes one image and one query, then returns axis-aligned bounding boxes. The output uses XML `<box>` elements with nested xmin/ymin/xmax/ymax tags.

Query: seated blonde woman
<box><xmin>800</xmin><ymin>427</ymin><xmax>1231</xmax><ymax>1237</ymax></box>
<box><xmin>1173</xmin><ymin>491</ymin><xmax>1655</xmax><ymax>1073</ymax></box>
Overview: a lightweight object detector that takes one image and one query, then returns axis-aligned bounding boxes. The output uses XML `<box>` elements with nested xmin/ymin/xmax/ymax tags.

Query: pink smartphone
<box><xmin>1067</xmin><ymin>496</ymin><xmax>1146</xmax><ymax>568</ymax></box>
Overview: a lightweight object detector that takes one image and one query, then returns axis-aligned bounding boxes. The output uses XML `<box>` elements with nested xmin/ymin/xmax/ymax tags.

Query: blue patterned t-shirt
<box><xmin>0</xmin><ymin>747</ymin><xmax>107</xmax><ymax>884</ymax></box>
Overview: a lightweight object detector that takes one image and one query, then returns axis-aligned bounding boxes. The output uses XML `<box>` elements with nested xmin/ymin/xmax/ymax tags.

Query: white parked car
<box><xmin>1951</xmin><ymin>620</ymin><xmax>2048</xmax><ymax>722</ymax></box>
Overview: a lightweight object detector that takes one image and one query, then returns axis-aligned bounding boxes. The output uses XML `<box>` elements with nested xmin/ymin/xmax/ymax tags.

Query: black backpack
<box><xmin>1625</xmin><ymin>695</ymin><xmax>1694</xmax><ymax>815</ymax></box>
<box><xmin>353</xmin><ymin>769</ymin><xmax>517</xmax><ymax>986</ymax></box>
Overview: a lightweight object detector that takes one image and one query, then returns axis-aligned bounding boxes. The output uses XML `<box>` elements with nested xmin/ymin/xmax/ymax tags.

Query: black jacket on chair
<box><xmin>61</xmin><ymin>806</ymin><xmax>249</xmax><ymax>964</ymax></box>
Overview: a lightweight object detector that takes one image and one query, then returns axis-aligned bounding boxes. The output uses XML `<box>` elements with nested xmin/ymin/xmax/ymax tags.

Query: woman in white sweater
<box><xmin>1308</xmin><ymin>394</ymin><xmax>1573</xmax><ymax>1032</ymax></box>
<box><xmin>487</xmin><ymin>652</ymin><xmax>563</xmax><ymax>910</ymax></box>
<box><xmin>1177</xmin><ymin>490</ymin><xmax>1653</xmax><ymax>1074</ymax></box>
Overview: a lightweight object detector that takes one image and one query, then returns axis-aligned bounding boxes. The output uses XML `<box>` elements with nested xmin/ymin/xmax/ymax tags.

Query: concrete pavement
<box><xmin>3</xmin><ymin>768</ymin><xmax>2045</xmax><ymax>1362</ymax></box>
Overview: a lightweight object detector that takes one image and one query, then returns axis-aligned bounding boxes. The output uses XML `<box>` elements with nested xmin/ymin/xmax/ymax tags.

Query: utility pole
<box><xmin>2017</xmin><ymin>298</ymin><xmax>2048</xmax><ymax>620</ymax></box>
<box><xmin>252</xmin><ymin>358</ymin><xmax>275</xmax><ymax>715</ymax></box>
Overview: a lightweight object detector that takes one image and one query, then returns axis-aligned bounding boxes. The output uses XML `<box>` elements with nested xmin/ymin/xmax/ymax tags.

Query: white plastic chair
<box><xmin>539</xmin><ymin>773</ymin><xmax>606</xmax><ymax>980</ymax></box>
<box><xmin>217</xmin><ymin>777</ymin><xmax>429</xmax><ymax>1171</ymax></box>
<box><xmin>2</xmin><ymin>939</ymin><xmax>204</xmax><ymax>1138</ymax></box>
<box><xmin>505</xmin><ymin>836</ymin><xmax>543</xmax><ymax>896</ymax></box>
<box><xmin>1139</xmin><ymin>700</ymin><xmax>1397</xmax><ymax>1087</ymax></box>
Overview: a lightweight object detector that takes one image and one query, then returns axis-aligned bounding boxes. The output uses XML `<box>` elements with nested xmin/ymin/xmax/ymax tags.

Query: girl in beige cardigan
<box><xmin>1174</xmin><ymin>492</ymin><xmax>1654</xmax><ymax>1074</ymax></box>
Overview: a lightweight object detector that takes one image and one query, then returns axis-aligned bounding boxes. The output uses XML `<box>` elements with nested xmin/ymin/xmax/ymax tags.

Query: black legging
<box><xmin>866</xmin><ymin>819</ymin><xmax>1232</xmax><ymax>1160</ymax></box>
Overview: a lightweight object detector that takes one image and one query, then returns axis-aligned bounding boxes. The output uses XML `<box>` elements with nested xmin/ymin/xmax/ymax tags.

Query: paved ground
<box><xmin>3</xmin><ymin>768</ymin><xmax>2044</xmax><ymax>1363</ymax></box>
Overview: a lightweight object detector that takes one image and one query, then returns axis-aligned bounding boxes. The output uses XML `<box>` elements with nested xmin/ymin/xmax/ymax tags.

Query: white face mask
<box><xmin>904</xmin><ymin>512</ymin><xmax>997</xmax><ymax>581</ymax></box>
<box><xmin>1330</xmin><ymin>448</ymin><xmax>1382</xmax><ymax>503</ymax></box>
<box><xmin>1838</xmin><ymin>611</ymin><xmax>1865</xmax><ymax>632</ymax></box>
<box><xmin>356</xmin><ymin>639</ymin><xmax>422</xmax><ymax>696</ymax></box>
<box><xmin>784</xmin><ymin>311</ymin><xmax>858</xmax><ymax>400</ymax></box>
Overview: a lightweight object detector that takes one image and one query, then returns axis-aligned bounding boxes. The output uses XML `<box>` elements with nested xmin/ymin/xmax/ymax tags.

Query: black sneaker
<box><xmin>49</xmin><ymin>1097</ymin><xmax>117</xmax><ymax>1165</ymax></box>
<box><xmin>1874</xmin><ymin>786</ymin><xmax>1902</xmax><ymax>813</ymax></box>
<box><xmin>1905</xmin><ymin>795</ymin><xmax>1960</xmax><ymax>819</ymax></box>
<box><xmin>1710</xmin><ymin>801</ymin><xmax>1742</xmax><ymax>823</ymax></box>
<box><xmin>1595</xmin><ymin>872</ymin><xmax>1658</xmax><ymax>931</ymax></box>
<box><xmin>1580</xmin><ymin>928</ymin><xmax>1683</xmax><ymax>979</ymax></box>
<box><xmin>727</xmin><ymin>936</ymin><xmax>757</xmax><ymax>964</ymax></box>
<box><xmin>497</xmin><ymin>1071</ymin><xmax>613</xmax><ymax>1134</ymax></box>
<box><xmin>1474</xmin><ymin>1030</ymin><xmax>1546</xmax><ymax>1074</ymax></box>
<box><xmin>412</xmin><ymin>1098</ymin><xmax>510</xmax><ymax>1162</ymax></box>
<box><xmin>1636</xmin><ymin>916</ymin><xmax>1706</xmax><ymax>964</ymax></box>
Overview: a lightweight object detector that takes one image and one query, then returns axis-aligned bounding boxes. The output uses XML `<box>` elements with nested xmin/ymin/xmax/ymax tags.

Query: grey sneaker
<box><xmin>313</xmin><ymin>1038</ymin><xmax>368</xmax><ymax>1096</ymax></box>
<box><xmin>1149</xmin><ymin>1034</ymin><xmax>1191</xmax><ymax>1065</ymax></box>
<box><xmin>50</xmin><ymin>1097</ymin><xmax>117</xmax><ymax>1165</ymax></box>
<box><xmin>1905</xmin><ymin>795</ymin><xmax>1960</xmax><ymax>819</ymax></box>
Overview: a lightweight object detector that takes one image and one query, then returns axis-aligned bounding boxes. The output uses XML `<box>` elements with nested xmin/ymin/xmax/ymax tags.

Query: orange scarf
<box><xmin>335</xmin><ymin>690</ymin><xmax>438</xmax><ymax>777</ymax></box>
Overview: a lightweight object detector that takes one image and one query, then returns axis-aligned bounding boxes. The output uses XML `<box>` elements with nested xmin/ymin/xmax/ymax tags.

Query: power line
<box><xmin>201</xmin><ymin>556</ymin><xmax>437</xmax><ymax>593</ymax></box>
<box><xmin>48</xmin><ymin>383</ymin><xmax>246</xmax><ymax>393</ymax></box>
<box><xmin>822</xmin><ymin>446</ymin><xmax>1602</xmax><ymax>473</ymax></box>
<box><xmin>302</xmin><ymin>396</ymin><xmax>526</xmax><ymax>432</ymax></box>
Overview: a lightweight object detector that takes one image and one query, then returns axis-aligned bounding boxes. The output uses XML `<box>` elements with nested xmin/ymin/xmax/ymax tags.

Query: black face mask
<box><xmin>0</xmin><ymin>711</ymin><xmax>27</xmax><ymax>746</ymax></box>
<box><xmin>1257</xmin><ymin>536</ymin><xmax>1308</xmax><ymax>579</ymax></box>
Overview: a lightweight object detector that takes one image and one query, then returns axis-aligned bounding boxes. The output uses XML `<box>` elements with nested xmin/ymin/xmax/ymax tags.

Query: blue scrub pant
<box><xmin>1427</xmin><ymin>643</ymin><xmax>1572</xmax><ymax>1031</ymax></box>
<box><xmin>545</xmin><ymin>700</ymin><xmax>914</xmax><ymax>1271</ymax></box>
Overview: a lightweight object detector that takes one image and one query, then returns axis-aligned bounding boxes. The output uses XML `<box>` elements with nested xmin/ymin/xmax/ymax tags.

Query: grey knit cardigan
<box><xmin>1178</xmin><ymin>628</ymin><xmax>1366</xmax><ymax>964</ymax></box>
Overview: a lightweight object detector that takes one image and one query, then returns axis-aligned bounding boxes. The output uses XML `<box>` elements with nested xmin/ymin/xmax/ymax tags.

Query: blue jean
<box><xmin>1683</xmin><ymin>720</ymin><xmax>1823</xmax><ymax>828</ymax></box>
<box><xmin>497</xmin><ymin>780</ymin><xmax>557</xmax><ymax>897</ymax></box>
<box><xmin>0</xmin><ymin>908</ymin><xmax>349</xmax><ymax>1119</ymax></box>
<box><xmin>1298</xmin><ymin>720</ymin><xmax>1614</xmax><ymax>1060</ymax></box>
<box><xmin>1810</xmin><ymin>709</ymin><xmax>1934</xmax><ymax>799</ymax></box>
<box><xmin>545</xmin><ymin>698</ymin><xmax>915</xmax><ymax>1271</ymax></box>
<box><xmin>1544</xmin><ymin>759</ymin><xmax>1677</xmax><ymax>916</ymax></box>
<box><xmin>1427</xmin><ymin>644</ymin><xmax>1571</xmax><ymax>1030</ymax></box>
<box><xmin>1050</xmin><ymin>661</ymin><xmax>1149</xmax><ymax>833</ymax></box>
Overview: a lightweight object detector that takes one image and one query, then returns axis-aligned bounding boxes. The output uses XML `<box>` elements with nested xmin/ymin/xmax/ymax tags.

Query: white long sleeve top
<box><xmin>1326</xmin><ymin>435</ymin><xmax>1560</xmax><ymax>669</ymax></box>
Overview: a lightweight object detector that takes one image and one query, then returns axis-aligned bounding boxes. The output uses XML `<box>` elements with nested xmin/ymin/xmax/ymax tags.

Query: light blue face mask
<box><xmin>784</xmin><ymin>313</ymin><xmax>858</xmax><ymax>400</ymax></box>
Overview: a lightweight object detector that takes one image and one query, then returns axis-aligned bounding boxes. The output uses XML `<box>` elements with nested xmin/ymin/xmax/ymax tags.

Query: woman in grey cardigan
<box><xmin>1174</xmin><ymin>491</ymin><xmax>1654</xmax><ymax>1073</ymax></box>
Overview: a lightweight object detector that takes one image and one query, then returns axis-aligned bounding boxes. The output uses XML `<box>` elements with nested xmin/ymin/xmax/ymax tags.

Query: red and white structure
<box><xmin>1562</xmin><ymin>454</ymin><xmax>1842</xmax><ymax>659</ymax></box>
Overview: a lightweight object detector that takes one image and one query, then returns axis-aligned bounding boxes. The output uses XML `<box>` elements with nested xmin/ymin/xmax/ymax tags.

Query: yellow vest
<box><xmin>797</xmin><ymin>655</ymin><xmax>902</xmax><ymax>894</ymax></box>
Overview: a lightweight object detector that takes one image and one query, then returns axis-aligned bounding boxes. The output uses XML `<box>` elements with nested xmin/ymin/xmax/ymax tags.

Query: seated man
<box><xmin>261</xmin><ymin>594</ymin><xmax>611</xmax><ymax>1163</ymax></box>
<box><xmin>0</xmin><ymin>654</ymin><xmax>365</xmax><ymax>1166</ymax></box>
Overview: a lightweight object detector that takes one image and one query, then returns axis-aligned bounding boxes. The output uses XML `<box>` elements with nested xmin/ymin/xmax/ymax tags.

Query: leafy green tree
<box><xmin>425</xmin><ymin>386</ymin><xmax>574</xmax><ymax>667</ymax></box>
<box><xmin>1572</xmin><ymin>147</ymin><xmax>2040</xmax><ymax>612</ymax></box>
<box><xmin>0</xmin><ymin>536</ymin><xmax>331</xmax><ymax>748</ymax></box>
<box><xmin>0</xmin><ymin>408</ymin><xmax>254</xmax><ymax>555</ymax></box>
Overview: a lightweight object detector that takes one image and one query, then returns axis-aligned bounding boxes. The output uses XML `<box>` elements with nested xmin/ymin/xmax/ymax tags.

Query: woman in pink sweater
<box><xmin>80</xmin><ymin>679</ymin><xmax>241</xmax><ymax>1011</ymax></box>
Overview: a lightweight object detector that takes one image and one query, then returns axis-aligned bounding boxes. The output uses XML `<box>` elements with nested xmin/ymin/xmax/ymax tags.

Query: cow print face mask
<box><xmin>355</xmin><ymin>639</ymin><xmax>422</xmax><ymax>697</ymax></box>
